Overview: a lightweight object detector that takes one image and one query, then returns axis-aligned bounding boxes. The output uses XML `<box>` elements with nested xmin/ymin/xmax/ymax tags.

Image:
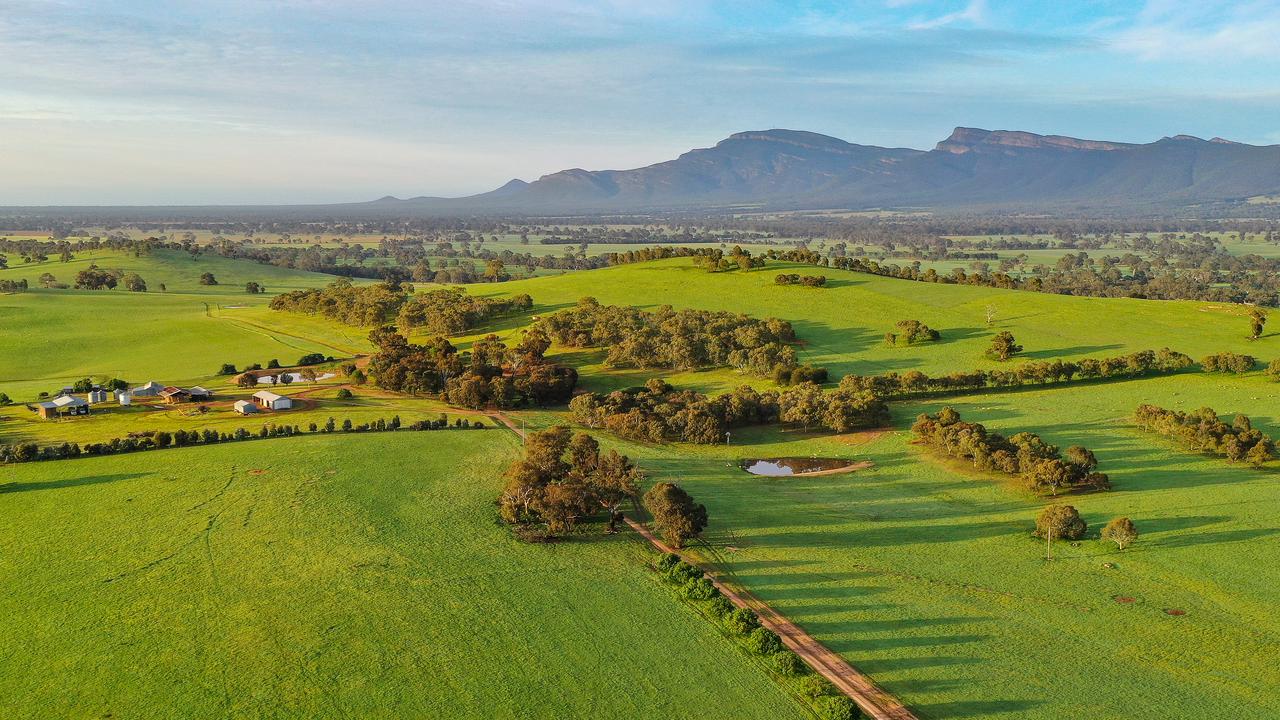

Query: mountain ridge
<box><xmin>382</xmin><ymin>127</ymin><xmax>1280</xmax><ymax>212</ymax></box>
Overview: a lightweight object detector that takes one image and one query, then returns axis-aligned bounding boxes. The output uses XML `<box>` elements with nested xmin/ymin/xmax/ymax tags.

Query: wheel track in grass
<box><xmin>493</xmin><ymin>414</ymin><xmax>916</xmax><ymax>719</ymax></box>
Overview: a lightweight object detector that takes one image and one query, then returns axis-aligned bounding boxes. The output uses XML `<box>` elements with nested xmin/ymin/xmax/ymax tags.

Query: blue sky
<box><xmin>2</xmin><ymin>0</ymin><xmax>1279</xmax><ymax>204</ymax></box>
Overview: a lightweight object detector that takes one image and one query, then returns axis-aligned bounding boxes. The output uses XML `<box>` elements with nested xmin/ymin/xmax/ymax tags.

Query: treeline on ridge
<box><xmin>269</xmin><ymin>277</ymin><xmax>530</xmax><ymax>334</ymax></box>
<box><xmin>839</xmin><ymin>348</ymin><xmax>1194</xmax><ymax>398</ymax></box>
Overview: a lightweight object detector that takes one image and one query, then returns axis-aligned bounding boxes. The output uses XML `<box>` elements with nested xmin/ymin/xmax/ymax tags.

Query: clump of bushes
<box><xmin>884</xmin><ymin>319</ymin><xmax>940</xmax><ymax>347</ymax></box>
<box><xmin>336</xmin><ymin>388</ymin><xmax>354</xmax><ymax>400</ymax></box>
<box><xmin>1201</xmin><ymin>352</ymin><xmax>1256</xmax><ymax>373</ymax></box>
<box><xmin>746</xmin><ymin>627</ymin><xmax>784</xmax><ymax>656</ymax></box>
<box><xmin>725</xmin><ymin>607</ymin><xmax>761</xmax><ymax>636</ymax></box>
<box><xmin>775</xmin><ymin>273</ymin><xmax>826</xmax><ymax>287</ymax></box>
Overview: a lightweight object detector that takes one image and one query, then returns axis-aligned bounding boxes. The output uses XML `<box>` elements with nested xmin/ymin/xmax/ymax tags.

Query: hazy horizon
<box><xmin>4</xmin><ymin>1</ymin><xmax>1279</xmax><ymax>205</ymax></box>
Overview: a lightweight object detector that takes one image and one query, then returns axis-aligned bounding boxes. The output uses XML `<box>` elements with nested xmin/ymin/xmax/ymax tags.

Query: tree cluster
<box><xmin>775</xmin><ymin>273</ymin><xmax>827</xmax><ymax>287</ymax></box>
<box><xmin>885</xmin><ymin>319</ymin><xmax>940</xmax><ymax>347</ymax></box>
<box><xmin>395</xmin><ymin>287</ymin><xmax>531</xmax><ymax>335</ymax></box>
<box><xmin>911</xmin><ymin>408</ymin><xmax>1111</xmax><ymax>494</ymax></box>
<box><xmin>569</xmin><ymin>379</ymin><xmax>888</xmax><ymax>444</ymax></box>
<box><xmin>537</xmin><ymin>297</ymin><xmax>800</xmax><ymax>377</ymax></box>
<box><xmin>839</xmin><ymin>348</ymin><xmax>1194</xmax><ymax>399</ymax></box>
<box><xmin>692</xmin><ymin>246</ymin><xmax>766</xmax><ymax>272</ymax></box>
<box><xmin>368</xmin><ymin>327</ymin><xmax>576</xmax><ymax>408</ymax></box>
<box><xmin>1133</xmin><ymin>404</ymin><xmax>1275</xmax><ymax>467</ymax></box>
<box><xmin>1200</xmin><ymin>352</ymin><xmax>1256</xmax><ymax>373</ymax></box>
<box><xmin>498</xmin><ymin>427</ymin><xmax>644</xmax><ymax>538</ymax></box>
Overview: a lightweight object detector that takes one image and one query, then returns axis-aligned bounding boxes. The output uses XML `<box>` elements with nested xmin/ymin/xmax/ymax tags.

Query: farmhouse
<box><xmin>36</xmin><ymin>395</ymin><xmax>90</xmax><ymax>420</ymax></box>
<box><xmin>159</xmin><ymin>386</ymin><xmax>190</xmax><ymax>404</ymax></box>
<box><xmin>131</xmin><ymin>381</ymin><xmax>164</xmax><ymax>397</ymax></box>
<box><xmin>252</xmin><ymin>390</ymin><xmax>293</xmax><ymax>411</ymax></box>
<box><xmin>233</xmin><ymin>399</ymin><xmax>259</xmax><ymax>415</ymax></box>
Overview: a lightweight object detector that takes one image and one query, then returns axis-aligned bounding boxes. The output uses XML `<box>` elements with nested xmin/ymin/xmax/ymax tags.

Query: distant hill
<box><xmin>381</xmin><ymin>127</ymin><xmax>1280</xmax><ymax>212</ymax></box>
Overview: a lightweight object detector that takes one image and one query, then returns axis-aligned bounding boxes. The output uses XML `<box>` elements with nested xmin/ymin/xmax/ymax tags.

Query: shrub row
<box><xmin>653</xmin><ymin>553</ymin><xmax>859</xmax><ymax>719</ymax></box>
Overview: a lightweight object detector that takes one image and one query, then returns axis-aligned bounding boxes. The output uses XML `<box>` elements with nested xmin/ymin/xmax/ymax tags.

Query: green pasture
<box><xmin>508</xmin><ymin>370</ymin><xmax>1280</xmax><ymax>719</ymax></box>
<box><xmin>0</xmin><ymin>431</ymin><xmax>805</xmax><ymax>720</ymax></box>
<box><xmin>467</xmin><ymin>257</ymin><xmax>1278</xmax><ymax>394</ymax></box>
<box><xmin>0</xmin><ymin>250</ymin><xmax>354</xmax><ymax>400</ymax></box>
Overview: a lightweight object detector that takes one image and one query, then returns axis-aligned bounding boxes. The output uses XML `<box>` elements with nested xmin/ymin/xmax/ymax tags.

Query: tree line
<box><xmin>838</xmin><ymin>348</ymin><xmax>1194</xmax><ymax>399</ymax></box>
<box><xmin>569</xmin><ymin>379</ymin><xmax>889</xmax><ymax>444</ymax></box>
<box><xmin>911</xmin><ymin>408</ymin><xmax>1111</xmax><ymax>494</ymax></box>
<box><xmin>0</xmin><ymin>413</ymin><xmax>486</xmax><ymax>465</ymax></box>
<box><xmin>1133</xmin><ymin>404</ymin><xmax>1275</xmax><ymax>467</ymax></box>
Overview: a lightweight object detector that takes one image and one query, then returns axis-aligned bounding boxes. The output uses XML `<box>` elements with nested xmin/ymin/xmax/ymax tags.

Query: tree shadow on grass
<box><xmin>1019</xmin><ymin>343</ymin><xmax>1123</xmax><ymax>360</ymax></box>
<box><xmin>0</xmin><ymin>472</ymin><xmax>147</xmax><ymax>494</ymax></box>
<box><xmin>911</xmin><ymin>698</ymin><xmax>1045</xmax><ymax>719</ymax></box>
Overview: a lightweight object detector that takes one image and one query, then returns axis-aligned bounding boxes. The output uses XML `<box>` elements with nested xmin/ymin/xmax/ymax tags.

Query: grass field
<box><xmin>0</xmin><ymin>431</ymin><xmax>806</xmax><ymax>719</ymax></box>
<box><xmin>464</xmin><ymin>258</ymin><xmax>1278</xmax><ymax>394</ymax></box>
<box><xmin>0</xmin><ymin>250</ymin><xmax>359</xmax><ymax>399</ymax></box>
<box><xmin>7</xmin><ymin>251</ymin><xmax>1280</xmax><ymax>719</ymax></box>
<box><xmin>505</xmin><ymin>371</ymin><xmax>1280</xmax><ymax>719</ymax></box>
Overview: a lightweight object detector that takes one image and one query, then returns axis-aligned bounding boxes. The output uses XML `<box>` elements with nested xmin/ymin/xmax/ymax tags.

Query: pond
<box><xmin>741</xmin><ymin>457</ymin><xmax>855</xmax><ymax>477</ymax></box>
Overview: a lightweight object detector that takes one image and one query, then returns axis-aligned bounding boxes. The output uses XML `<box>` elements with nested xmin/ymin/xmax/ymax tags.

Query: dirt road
<box><xmin>627</xmin><ymin>520</ymin><xmax>918</xmax><ymax>720</ymax></box>
<box><xmin>493</xmin><ymin>415</ymin><xmax>916</xmax><ymax>719</ymax></box>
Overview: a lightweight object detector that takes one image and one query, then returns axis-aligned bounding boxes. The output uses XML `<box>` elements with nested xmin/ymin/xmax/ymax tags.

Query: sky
<box><xmin>2</xmin><ymin>0</ymin><xmax>1280</xmax><ymax>204</ymax></box>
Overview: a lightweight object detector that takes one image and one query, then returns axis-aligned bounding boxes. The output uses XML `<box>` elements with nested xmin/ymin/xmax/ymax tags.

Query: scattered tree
<box><xmin>985</xmin><ymin>331</ymin><xmax>1023</xmax><ymax>361</ymax></box>
<box><xmin>1101</xmin><ymin>517</ymin><xmax>1138</xmax><ymax>550</ymax></box>
<box><xmin>642</xmin><ymin>482</ymin><xmax>707</xmax><ymax>548</ymax></box>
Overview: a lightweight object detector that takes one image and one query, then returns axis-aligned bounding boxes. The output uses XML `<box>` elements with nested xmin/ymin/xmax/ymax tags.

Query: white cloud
<box><xmin>909</xmin><ymin>0</ymin><xmax>988</xmax><ymax>30</ymax></box>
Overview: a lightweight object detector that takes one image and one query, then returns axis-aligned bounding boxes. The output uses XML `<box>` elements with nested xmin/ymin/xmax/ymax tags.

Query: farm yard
<box><xmin>4</xmin><ymin>245</ymin><xmax>1280</xmax><ymax>719</ymax></box>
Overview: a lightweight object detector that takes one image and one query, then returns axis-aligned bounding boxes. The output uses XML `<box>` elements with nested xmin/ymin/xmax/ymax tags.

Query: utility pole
<box><xmin>1046</xmin><ymin>525</ymin><xmax>1053</xmax><ymax>561</ymax></box>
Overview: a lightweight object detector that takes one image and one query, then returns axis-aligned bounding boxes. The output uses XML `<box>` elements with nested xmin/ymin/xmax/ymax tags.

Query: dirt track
<box><xmin>627</xmin><ymin>520</ymin><xmax>917</xmax><ymax>720</ymax></box>
<box><xmin>493</xmin><ymin>416</ymin><xmax>915</xmax><ymax>719</ymax></box>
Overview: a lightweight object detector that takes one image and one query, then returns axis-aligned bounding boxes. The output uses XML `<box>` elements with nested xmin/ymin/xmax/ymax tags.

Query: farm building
<box><xmin>132</xmin><ymin>381</ymin><xmax>164</xmax><ymax>397</ymax></box>
<box><xmin>87</xmin><ymin>389</ymin><xmax>109</xmax><ymax>404</ymax></box>
<box><xmin>36</xmin><ymin>395</ymin><xmax>90</xmax><ymax>420</ymax></box>
<box><xmin>188</xmin><ymin>386</ymin><xmax>212</xmax><ymax>401</ymax></box>
<box><xmin>252</xmin><ymin>390</ymin><xmax>293</xmax><ymax>411</ymax></box>
<box><xmin>233</xmin><ymin>400</ymin><xmax>259</xmax><ymax>415</ymax></box>
<box><xmin>115</xmin><ymin>390</ymin><xmax>132</xmax><ymax>406</ymax></box>
<box><xmin>159</xmin><ymin>387</ymin><xmax>190</xmax><ymax>404</ymax></box>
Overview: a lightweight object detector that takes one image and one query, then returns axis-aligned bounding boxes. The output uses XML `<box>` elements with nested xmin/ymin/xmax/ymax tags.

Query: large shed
<box><xmin>233</xmin><ymin>400</ymin><xmax>259</xmax><ymax>415</ymax></box>
<box><xmin>252</xmin><ymin>390</ymin><xmax>293</xmax><ymax>411</ymax></box>
<box><xmin>131</xmin><ymin>381</ymin><xmax>164</xmax><ymax>397</ymax></box>
<box><xmin>37</xmin><ymin>395</ymin><xmax>90</xmax><ymax>420</ymax></box>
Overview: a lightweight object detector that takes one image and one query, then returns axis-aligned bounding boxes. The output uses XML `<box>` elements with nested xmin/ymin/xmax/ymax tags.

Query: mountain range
<box><xmin>378</xmin><ymin>127</ymin><xmax>1280</xmax><ymax>213</ymax></box>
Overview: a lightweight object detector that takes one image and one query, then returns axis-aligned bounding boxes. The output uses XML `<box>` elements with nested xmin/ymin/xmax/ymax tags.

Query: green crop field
<box><xmin>0</xmin><ymin>431</ymin><xmax>805</xmax><ymax>720</ymax></box>
<box><xmin>6</xmin><ymin>251</ymin><xmax>1280</xmax><ymax>719</ymax></box>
